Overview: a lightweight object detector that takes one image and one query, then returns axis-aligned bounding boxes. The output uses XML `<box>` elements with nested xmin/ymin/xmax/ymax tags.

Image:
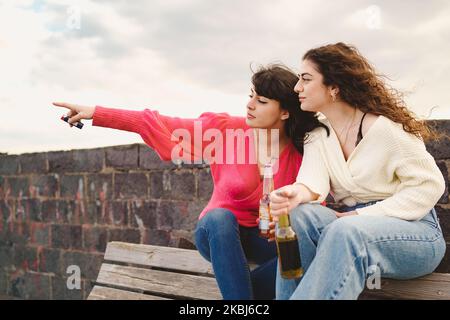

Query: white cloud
<box><xmin>0</xmin><ymin>0</ymin><xmax>449</xmax><ymax>155</ymax></box>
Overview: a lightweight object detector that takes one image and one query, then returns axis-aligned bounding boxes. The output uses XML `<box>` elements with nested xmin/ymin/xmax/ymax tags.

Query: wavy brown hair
<box><xmin>303</xmin><ymin>42</ymin><xmax>439</xmax><ymax>141</ymax></box>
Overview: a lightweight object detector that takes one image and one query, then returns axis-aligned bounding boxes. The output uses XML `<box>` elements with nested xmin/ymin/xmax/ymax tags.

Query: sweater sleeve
<box><xmin>92</xmin><ymin>105</ymin><xmax>234</xmax><ymax>162</ymax></box>
<box><xmin>295</xmin><ymin>133</ymin><xmax>330</xmax><ymax>203</ymax></box>
<box><xmin>356</xmin><ymin>126</ymin><xmax>445</xmax><ymax>221</ymax></box>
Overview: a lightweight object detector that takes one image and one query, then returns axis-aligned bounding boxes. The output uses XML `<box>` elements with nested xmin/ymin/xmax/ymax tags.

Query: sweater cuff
<box><xmin>92</xmin><ymin>106</ymin><xmax>145</xmax><ymax>133</ymax></box>
<box><xmin>355</xmin><ymin>203</ymin><xmax>384</xmax><ymax>217</ymax></box>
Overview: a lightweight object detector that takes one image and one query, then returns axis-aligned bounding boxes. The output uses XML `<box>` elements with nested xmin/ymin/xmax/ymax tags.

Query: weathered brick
<box><xmin>10</xmin><ymin>271</ymin><xmax>51</xmax><ymax>300</ymax></box>
<box><xmin>114</xmin><ymin>173</ymin><xmax>148</xmax><ymax>199</ymax></box>
<box><xmin>0</xmin><ymin>199</ymin><xmax>13</xmax><ymax>222</ymax></box>
<box><xmin>436</xmin><ymin>205</ymin><xmax>450</xmax><ymax>242</ymax></box>
<box><xmin>139</xmin><ymin>145</ymin><xmax>175</xmax><ymax>170</ymax></box>
<box><xmin>48</xmin><ymin>149</ymin><xmax>103</xmax><ymax>173</ymax></box>
<box><xmin>169</xmin><ymin>171</ymin><xmax>196</xmax><ymax>200</ymax></box>
<box><xmin>47</xmin><ymin>150</ymin><xmax>73</xmax><ymax>173</ymax></box>
<box><xmin>157</xmin><ymin>200</ymin><xmax>202</xmax><ymax>231</ymax></box>
<box><xmin>19</xmin><ymin>153</ymin><xmax>47</xmax><ymax>174</ymax></box>
<box><xmin>51</xmin><ymin>224</ymin><xmax>82</xmax><ymax>249</ymax></box>
<box><xmin>29</xmin><ymin>174</ymin><xmax>58</xmax><ymax>198</ymax></box>
<box><xmin>171</xmin><ymin>230</ymin><xmax>196</xmax><ymax>250</ymax></box>
<box><xmin>437</xmin><ymin>161</ymin><xmax>449</xmax><ymax>204</ymax></box>
<box><xmin>9</xmin><ymin>222</ymin><xmax>30</xmax><ymax>246</ymax></box>
<box><xmin>198</xmin><ymin>168</ymin><xmax>213</xmax><ymax>200</ymax></box>
<box><xmin>61</xmin><ymin>251</ymin><xmax>103</xmax><ymax>280</ymax></box>
<box><xmin>129</xmin><ymin>200</ymin><xmax>157</xmax><ymax>229</ymax></box>
<box><xmin>86</xmin><ymin>173</ymin><xmax>113</xmax><ymax>202</ymax></box>
<box><xmin>110</xmin><ymin>201</ymin><xmax>129</xmax><ymax>226</ymax></box>
<box><xmin>73</xmin><ymin>149</ymin><xmax>104</xmax><ymax>172</ymax></box>
<box><xmin>0</xmin><ymin>246</ymin><xmax>14</xmax><ymax>271</ymax></box>
<box><xmin>30</xmin><ymin>222</ymin><xmax>49</xmax><ymax>246</ymax></box>
<box><xmin>435</xmin><ymin>243</ymin><xmax>450</xmax><ymax>273</ymax></box>
<box><xmin>87</xmin><ymin>200</ymin><xmax>110</xmax><ymax>225</ymax></box>
<box><xmin>426</xmin><ymin>120</ymin><xmax>450</xmax><ymax>160</ymax></box>
<box><xmin>7</xmin><ymin>177</ymin><xmax>29</xmax><ymax>198</ymax></box>
<box><xmin>0</xmin><ymin>176</ymin><xmax>5</xmax><ymax>199</ymax></box>
<box><xmin>38</xmin><ymin>248</ymin><xmax>61</xmax><ymax>275</ymax></box>
<box><xmin>150</xmin><ymin>171</ymin><xmax>164</xmax><ymax>199</ymax></box>
<box><xmin>83</xmin><ymin>279</ymin><xmax>94</xmax><ymax>300</ymax></box>
<box><xmin>151</xmin><ymin>171</ymin><xmax>196</xmax><ymax>200</ymax></box>
<box><xmin>0</xmin><ymin>155</ymin><xmax>19</xmax><ymax>175</ymax></box>
<box><xmin>143</xmin><ymin>229</ymin><xmax>171</xmax><ymax>246</ymax></box>
<box><xmin>53</xmin><ymin>200</ymin><xmax>73</xmax><ymax>224</ymax></box>
<box><xmin>14</xmin><ymin>246</ymin><xmax>39</xmax><ymax>272</ymax></box>
<box><xmin>83</xmin><ymin>225</ymin><xmax>108</xmax><ymax>253</ymax></box>
<box><xmin>60</xmin><ymin>175</ymin><xmax>85</xmax><ymax>199</ymax></box>
<box><xmin>41</xmin><ymin>200</ymin><xmax>57</xmax><ymax>222</ymax></box>
<box><xmin>51</xmin><ymin>276</ymin><xmax>84</xmax><ymax>300</ymax></box>
<box><xmin>0</xmin><ymin>270</ymin><xmax>7</xmax><ymax>295</ymax></box>
<box><xmin>108</xmin><ymin>228</ymin><xmax>141</xmax><ymax>244</ymax></box>
<box><xmin>106</xmin><ymin>144</ymin><xmax>139</xmax><ymax>169</ymax></box>
<box><xmin>20</xmin><ymin>199</ymin><xmax>42</xmax><ymax>222</ymax></box>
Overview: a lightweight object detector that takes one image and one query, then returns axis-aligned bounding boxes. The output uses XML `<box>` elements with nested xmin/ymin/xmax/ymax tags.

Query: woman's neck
<box><xmin>321</xmin><ymin>102</ymin><xmax>361</xmax><ymax>134</ymax></box>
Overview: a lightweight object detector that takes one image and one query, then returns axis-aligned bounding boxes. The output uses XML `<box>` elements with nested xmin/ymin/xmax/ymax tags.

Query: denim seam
<box><xmin>329</xmin><ymin>250</ymin><xmax>365</xmax><ymax>300</ymax></box>
<box><xmin>367</xmin><ymin>232</ymin><xmax>443</xmax><ymax>245</ymax></box>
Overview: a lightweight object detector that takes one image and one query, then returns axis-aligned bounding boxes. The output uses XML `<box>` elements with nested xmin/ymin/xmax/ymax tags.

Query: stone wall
<box><xmin>0</xmin><ymin>120</ymin><xmax>449</xmax><ymax>299</ymax></box>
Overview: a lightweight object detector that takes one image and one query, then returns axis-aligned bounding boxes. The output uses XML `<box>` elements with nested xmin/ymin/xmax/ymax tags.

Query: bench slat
<box><xmin>361</xmin><ymin>273</ymin><xmax>450</xmax><ymax>300</ymax></box>
<box><xmin>104</xmin><ymin>242</ymin><xmax>214</xmax><ymax>276</ymax></box>
<box><xmin>88</xmin><ymin>286</ymin><xmax>170</xmax><ymax>300</ymax></box>
<box><xmin>96</xmin><ymin>263</ymin><xmax>222</xmax><ymax>300</ymax></box>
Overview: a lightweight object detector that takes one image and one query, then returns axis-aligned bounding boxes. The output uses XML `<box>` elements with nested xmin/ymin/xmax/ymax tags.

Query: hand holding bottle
<box><xmin>269</xmin><ymin>184</ymin><xmax>302</xmax><ymax>221</ymax></box>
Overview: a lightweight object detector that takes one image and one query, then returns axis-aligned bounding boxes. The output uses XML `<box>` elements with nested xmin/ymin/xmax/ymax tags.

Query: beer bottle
<box><xmin>259</xmin><ymin>163</ymin><xmax>274</xmax><ymax>239</ymax></box>
<box><xmin>275</xmin><ymin>211</ymin><xmax>304</xmax><ymax>279</ymax></box>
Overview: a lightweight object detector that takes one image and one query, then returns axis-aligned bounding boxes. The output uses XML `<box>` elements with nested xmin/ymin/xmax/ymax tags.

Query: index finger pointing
<box><xmin>52</xmin><ymin>102</ymin><xmax>73</xmax><ymax>110</ymax></box>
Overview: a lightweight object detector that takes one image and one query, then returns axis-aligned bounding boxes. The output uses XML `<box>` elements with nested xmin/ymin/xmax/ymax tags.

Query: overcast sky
<box><xmin>1</xmin><ymin>0</ymin><xmax>449</xmax><ymax>155</ymax></box>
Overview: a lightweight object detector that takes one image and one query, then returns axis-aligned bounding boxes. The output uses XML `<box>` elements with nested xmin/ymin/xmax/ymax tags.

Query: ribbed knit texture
<box><xmin>296</xmin><ymin>115</ymin><xmax>445</xmax><ymax>221</ymax></box>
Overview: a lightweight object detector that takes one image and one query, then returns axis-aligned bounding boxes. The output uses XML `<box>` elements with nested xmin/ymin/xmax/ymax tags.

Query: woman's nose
<box><xmin>247</xmin><ymin>100</ymin><xmax>256</xmax><ymax>110</ymax></box>
<box><xmin>294</xmin><ymin>81</ymin><xmax>303</xmax><ymax>93</ymax></box>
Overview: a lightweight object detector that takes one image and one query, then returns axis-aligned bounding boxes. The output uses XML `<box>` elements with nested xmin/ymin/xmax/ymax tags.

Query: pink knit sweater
<box><xmin>92</xmin><ymin>106</ymin><xmax>303</xmax><ymax>227</ymax></box>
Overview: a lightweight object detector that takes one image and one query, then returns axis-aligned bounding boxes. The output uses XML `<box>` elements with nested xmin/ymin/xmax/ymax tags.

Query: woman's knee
<box><xmin>289</xmin><ymin>203</ymin><xmax>329</xmax><ymax>231</ymax></box>
<box><xmin>198</xmin><ymin>208</ymin><xmax>237</xmax><ymax>230</ymax></box>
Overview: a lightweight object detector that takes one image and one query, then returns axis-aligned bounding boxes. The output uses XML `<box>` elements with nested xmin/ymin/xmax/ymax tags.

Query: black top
<box><xmin>355</xmin><ymin>113</ymin><xmax>368</xmax><ymax>147</ymax></box>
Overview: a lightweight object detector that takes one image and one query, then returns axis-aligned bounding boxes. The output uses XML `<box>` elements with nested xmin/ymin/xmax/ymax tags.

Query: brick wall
<box><xmin>0</xmin><ymin>120</ymin><xmax>449</xmax><ymax>299</ymax></box>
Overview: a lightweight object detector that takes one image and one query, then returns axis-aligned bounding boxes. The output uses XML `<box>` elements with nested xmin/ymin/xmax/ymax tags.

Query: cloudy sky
<box><xmin>1</xmin><ymin>0</ymin><xmax>449</xmax><ymax>155</ymax></box>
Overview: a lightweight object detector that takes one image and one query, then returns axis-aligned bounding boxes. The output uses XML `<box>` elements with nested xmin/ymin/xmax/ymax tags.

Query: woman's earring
<box><xmin>332</xmin><ymin>94</ymin><xmax>336</xmax><ymax>102</ymax></box>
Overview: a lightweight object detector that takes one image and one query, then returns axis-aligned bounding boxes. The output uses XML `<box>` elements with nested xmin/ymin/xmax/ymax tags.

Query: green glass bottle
<box><xmin>275</xmin><ymin>213</ymin><xmax>304</xmax><ymax>279</ymax></box>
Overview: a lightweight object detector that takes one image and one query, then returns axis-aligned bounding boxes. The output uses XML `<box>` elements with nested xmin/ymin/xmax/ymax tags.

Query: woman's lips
<box><xmin>247</xmin><ymin>113</ymin><xmax>256</xmax><ymax>119</ymax></box>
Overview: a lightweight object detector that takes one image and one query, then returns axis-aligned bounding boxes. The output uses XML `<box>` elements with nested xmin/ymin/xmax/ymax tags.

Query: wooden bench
<box><xmin>88</xmin><ymin>241</ymin><xmax>450</xmax><ymax>300</ymax></box>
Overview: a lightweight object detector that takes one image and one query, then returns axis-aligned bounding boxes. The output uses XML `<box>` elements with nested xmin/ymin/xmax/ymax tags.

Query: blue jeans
<box><xmin>276</xmin><ymin>202</ymin><xmax>446</xmax><ymax>300</ymax></box>
<box><xmin>194</xmin><ymin>208</ymin><xmax>277</xmax><ymax>300</ymax></box>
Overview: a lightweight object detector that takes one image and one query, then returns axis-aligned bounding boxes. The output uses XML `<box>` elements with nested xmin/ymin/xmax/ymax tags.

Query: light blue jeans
<box><xmin>276</xmin><ymin>202</ymin><xmax>446</xmax><ymax>300</ymax></box>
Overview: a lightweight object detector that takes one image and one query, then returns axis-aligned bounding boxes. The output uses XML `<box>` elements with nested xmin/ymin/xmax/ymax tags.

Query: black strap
<box><xmin>355</xmin><ymin>113</ymin><xmax>367</xmax><ymax>147</ymax></box>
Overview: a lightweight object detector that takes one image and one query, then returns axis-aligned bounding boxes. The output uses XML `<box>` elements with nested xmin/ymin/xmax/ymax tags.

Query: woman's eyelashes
<box><xmin>248</xmin><ymin>95</ymin><xmax>268</xmax><ymax>104</ymax></box>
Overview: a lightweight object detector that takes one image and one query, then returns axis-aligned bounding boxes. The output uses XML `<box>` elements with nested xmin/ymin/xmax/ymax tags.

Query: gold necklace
<box><xmin>338</xmin><ymin>109</ymin><xmax>357</xmax><ymax>147</ymax></box>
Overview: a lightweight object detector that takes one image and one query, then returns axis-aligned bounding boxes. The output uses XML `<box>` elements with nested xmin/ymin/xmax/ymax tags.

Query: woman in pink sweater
<box><xmin>53</xmin><ymin>64</ymin><xmax>327</xmax><ymax>299</ymax></box>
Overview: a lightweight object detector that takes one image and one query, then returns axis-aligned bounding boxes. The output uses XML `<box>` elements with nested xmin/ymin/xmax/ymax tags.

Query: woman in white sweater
<box><xmin>270</xmin><ymin>42</ymin><xmax>446</xmax><ymax>300</ymax></box>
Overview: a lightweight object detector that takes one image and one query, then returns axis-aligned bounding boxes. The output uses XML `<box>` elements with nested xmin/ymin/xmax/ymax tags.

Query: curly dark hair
<box><xmin>252</xmin><ymin>64</ymin><xmax>329</xmax><ymax>154</ymax></box>
<box><xmin>303</xmin><ymin>42</ymin><xmax>439</xmax><ymax>141</ymax></box>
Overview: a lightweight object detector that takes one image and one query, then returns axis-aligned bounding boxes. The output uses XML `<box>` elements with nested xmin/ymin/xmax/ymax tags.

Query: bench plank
<box><xmin>361</xmin><ymin>273</ymin><xmax>450</xmax><ymax>300</ymax></box>
<box><xmin>96</xmin><ymin>263</ymin><xmax>222</xmax><ymax>300</ymax></box>
<box><xmin>88</xmin><ymin>286</ymin><xmax>170</xmax><ymax>300</ymax></box>
<box><xmin>104</xmin><ymin>242</ymin><xmax>214</xmax><ymax>276</ymax></box>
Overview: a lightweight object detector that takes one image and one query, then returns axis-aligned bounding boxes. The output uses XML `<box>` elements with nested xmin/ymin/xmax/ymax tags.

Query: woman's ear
<box><xmin>281</xmin><ymin>111</ymin><xmax>290</xmax><ymax>120</ymax></box>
